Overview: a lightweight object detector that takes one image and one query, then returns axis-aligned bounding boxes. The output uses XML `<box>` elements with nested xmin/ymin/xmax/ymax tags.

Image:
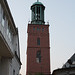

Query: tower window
<box><xmin>33</xmin><ymin>7</ymin><xmax>35</xmax><ymax>19</ymax></box>
<box><xmin>37</xmin><ymin>28</ymin><xmax>40</xmax><ymax>31</ymax></box>
<box><xmin>38</xmin><ymin>7</ymin><xmax>40</xmax><ymax>14</ymax></box>
<box><xmin>36</xmin><ymin>7</ymin><xmax>40</xmax><ymax>14</ymax></box>
<box><xmin>37</xmin><ymin>38</ymin><xmax>40</xmax><ymax>45</ymax></box>
<box><xmin>42</xmin><ymin>28</ymin><xmax>44</xmax><ymax>31</ymax></box>
<box><xmin>36</xmin><ymin>7</ymin><xmax>40</xmax><ymax>20</ymax></box>
<box><xmin>33</xmin><ymin>27</ymin><xmax>35</xmax><ymax>31</ymax></box>
<box><xmin>36</xmin><ymin>51</ymin><xmax>41</xmax><ymax>63</ymax></box>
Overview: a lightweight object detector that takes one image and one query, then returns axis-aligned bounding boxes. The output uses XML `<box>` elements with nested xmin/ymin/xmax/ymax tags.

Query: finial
<box><xmin>37</xmin><ymin>0</ymin><xmax>39</xmax><ymax>2</ymax></box>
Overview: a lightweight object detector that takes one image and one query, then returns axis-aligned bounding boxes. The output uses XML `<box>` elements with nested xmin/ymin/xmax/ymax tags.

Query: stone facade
<box><xmin>0</xmin><ymin>0</ymin><xmax>21</xmax><ymax>75</ymax></box>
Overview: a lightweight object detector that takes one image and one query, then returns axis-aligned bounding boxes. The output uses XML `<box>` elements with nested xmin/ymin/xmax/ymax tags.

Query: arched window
<box><xmin>37</xmin><ymin>38</ymin><xmax>40</xmax><ymax>45</ymax></box>
<box><xmin>36</xmin><ymin>51</ymin><xmax>41</xmax><ymax>63</ymax></box>
<box><xmin>32</xmin><ymin>7</ymin><xmax>35</xmax><ymax>19</ymax></box>
<box><xmin>36</xmin><ymin>7</ymin><xmax>40</xmax><ymax>20</ymax></box>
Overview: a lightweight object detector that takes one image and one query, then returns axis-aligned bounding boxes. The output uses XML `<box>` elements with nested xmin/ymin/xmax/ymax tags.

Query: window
<box><xmin>33</xmin><ymin>7</ymin><xmax>35</xmax><ymax>19</ymax></box>
<box><xmin>46</xmin><ymin>28</ymin><xmax>48</xmax><ymax>31</ymax></box>
<box><xmin>33</xmin><ymin>27</ymin><xmax>35</xmax><ymax>31</ymax></box>
<box><xmin>13</xmin><ymin>70</ymin><xmax>15</xmax><ymax>75</ymax></box>
<box><xmin>36</xmin><ymin>7</ymin><xmax>40</xmax><ymax>20</ymax></box>
<box><xmin>7</xmin><ymin>22</ymin><xmax>12</xmax><ymax>42</ymax></box>
<box><xmin>37</xmin><ymin>28</ymin><xmax>40</xmax><ymax>31</ymax></box>
<box><xmin>42</xmin><ymin>28</ymin><xmax>44</xmax><ymax>31</ymax></box>
<box><xmin>7</xmin><ymin>28</ymin><xmax>9</xmax><ymax>35</ymax></box>
<box><xmin>37</xmin><ymin>38</ymin><xmax>40</xmax><ymax>45</ymax></box>
<box><xmin>2</xmin><ymin>12</ymin><xmax>5</xmax><ymax>27</ymax></box>
<box><xmin>36</xmin><ymin>51</ymin><xmax>41</xmax><ymax>63</ymax></box>
<box><xmin>8</xmin><ymin>26</ymin><xmax>11</xmax><ymax>41</ymax></box>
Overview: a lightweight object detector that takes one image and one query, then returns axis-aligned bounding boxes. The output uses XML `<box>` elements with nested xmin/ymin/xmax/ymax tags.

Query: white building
<box><xmin>0</xmin><ymin>0</ymin><xmax>21</xmax><ymax>75</ymax></box>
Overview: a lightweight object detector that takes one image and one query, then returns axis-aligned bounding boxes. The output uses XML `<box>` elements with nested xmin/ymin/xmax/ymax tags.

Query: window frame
<box><xmin>36</xmin><ymin>50</ymin><xmax>41</xmax><ymax>63</ymax></box>
<box><xmin>13</xmin><ymin>69</ymin><xmax>15</xmax><ymax>75</ymax></box>
<box><xmin>37</xmin><ymin>38</ymin><xmax>40</xmax><ymax>45</ymax></box>
<box><xmin>2</xmin><ymin>11</ymin><xmax>5</xmax><ymax>27</ymax></box>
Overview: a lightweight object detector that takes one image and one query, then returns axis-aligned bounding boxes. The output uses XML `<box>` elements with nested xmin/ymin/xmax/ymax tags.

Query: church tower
<box><xmin>26</xmin><ymin>0</ymin><xmax>51</xmax><ymax>75</ymax></box>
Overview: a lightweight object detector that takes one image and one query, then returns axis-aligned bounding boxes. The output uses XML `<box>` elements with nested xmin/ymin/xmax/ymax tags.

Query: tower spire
<box><xmin>37</xmin><ymin>0</ymin><xmax>39</xmax><ymax>2</ymax></box>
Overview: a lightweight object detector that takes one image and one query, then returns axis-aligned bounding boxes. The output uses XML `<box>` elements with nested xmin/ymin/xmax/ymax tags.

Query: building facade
<box><xmin>52</xmin><ymin>67</ymin><xmax>75</xmax><ymax>75</ymax></box>
<box><xmin>52</xmin><ymin>54</ymin><xmax>75</xmax><ymax>75</ymax></box>
<box><xmin>26</xmin><ymin>1</ymin><xmax>50</xmax><ymax>75</ymax></box>
<box><xmin>62</xmin><ymin>53</ymin><xmax>75</xmax><ymax>68</ymax></box>
<box><xmin>0</xmin><ymin>0</ymin><xmax>21</xmax><ymax>75</ymax></box>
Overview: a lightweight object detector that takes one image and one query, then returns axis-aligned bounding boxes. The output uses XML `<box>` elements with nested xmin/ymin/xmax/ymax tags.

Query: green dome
<box><xmin>32</xmin><ymin>2</ymin><xmax>44</xmax><ymax>6</ymax></box>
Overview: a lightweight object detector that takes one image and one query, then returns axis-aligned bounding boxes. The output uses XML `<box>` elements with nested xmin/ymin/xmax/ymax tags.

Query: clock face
<box><xmin>66</xmin><ymin>63</ymin><xmax>70</xmax><ymax>68</ymax></box>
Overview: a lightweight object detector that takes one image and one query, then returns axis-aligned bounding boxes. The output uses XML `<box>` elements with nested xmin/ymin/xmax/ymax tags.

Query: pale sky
<box><xmin>7</xmin><ymin>0</ymin><xmax>75</xmax><ymax>75</ymax></box>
